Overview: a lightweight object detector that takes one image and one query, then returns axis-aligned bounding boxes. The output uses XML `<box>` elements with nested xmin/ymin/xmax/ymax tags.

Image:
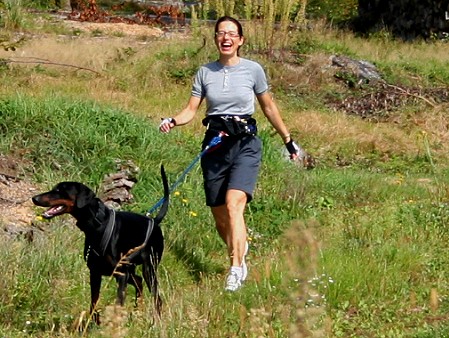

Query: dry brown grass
<box><xmin>0</xmin><ymin>29</ymin><xmax>191</xmax><ymax>117</ymax></box>
<box><xmin>294</xmin><ymin>110</ymin><xmax>421</xmax><ymax>154</ymax></box>
<box><xmin>0</xmin><ymin>34</ymin><xmax>155</xmax><ymax>70</ymax></box>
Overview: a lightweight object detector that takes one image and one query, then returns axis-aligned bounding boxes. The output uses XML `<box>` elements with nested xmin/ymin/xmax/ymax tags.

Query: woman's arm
<box><xmin>256</xmin><ymin>92</ymin><xmax>292</xmax><ymax>143</ymax></box>
<box><xmin>160</xmin><ymin>96</ymin><xmax>203</xmax><ymax>133</ymax></box>
<box><xmin>257</xmin><ymin>91</ymin><xmax>303</xmax><ymax>159</ymax></box>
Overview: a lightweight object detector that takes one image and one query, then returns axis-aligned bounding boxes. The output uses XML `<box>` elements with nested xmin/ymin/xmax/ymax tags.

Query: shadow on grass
<box><xmin>169</xmin><ymin>239</ymin><xmax>225</xmax><ymax>283</ymax></box>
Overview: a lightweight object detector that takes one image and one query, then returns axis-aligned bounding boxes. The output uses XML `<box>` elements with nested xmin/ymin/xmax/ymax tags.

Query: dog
<box><xmin>32</xmin><ymin>165</ymin><xmax>169</xmax><ymax>324</ymax></box>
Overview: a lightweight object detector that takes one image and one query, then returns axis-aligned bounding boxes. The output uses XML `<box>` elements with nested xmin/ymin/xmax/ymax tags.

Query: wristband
<box><xmin>159</xmin><ymin>117</ymin><xmax>176</xmax><ymax>129</ymax></box>
<box><xmin>282</xmin><ymin>133</ymin><xmax>291</xmax><ymax>142</ymax></box>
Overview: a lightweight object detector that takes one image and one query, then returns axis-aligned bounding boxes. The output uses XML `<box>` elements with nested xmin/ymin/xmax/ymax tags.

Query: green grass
<box><xmin>1</xmin><ymin>94</ymin><xmax>448</xmax><ymax>337</ymax></box>
<box><xmin>0</xmin><ymin>7</ymin><xmax>449</xmax><ymax>337</ymax></box>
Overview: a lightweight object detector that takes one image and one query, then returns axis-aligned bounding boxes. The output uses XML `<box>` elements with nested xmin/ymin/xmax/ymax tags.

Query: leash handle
<box><xmin>146</xmin><ymin>132</ymin><xmax>225</xmax><ymax>216</ymax></box>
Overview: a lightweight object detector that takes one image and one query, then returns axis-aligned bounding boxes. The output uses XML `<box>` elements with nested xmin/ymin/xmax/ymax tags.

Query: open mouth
<box><xmin>43</xmin><ymin>205</ymin><xmax>67</xmax><ymax>219</ymax></box>
<box><xmin>220</xmin><ymin>42</ymin><xmax>232</xmax><ymax>51</ymax></box>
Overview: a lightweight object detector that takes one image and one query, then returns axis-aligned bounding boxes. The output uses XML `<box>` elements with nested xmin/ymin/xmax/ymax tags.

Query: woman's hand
<box><xmin>285</xmin><ymin>139</ymin><xmax>304</xmax><ymax>160</ymax></box>
<box><xmin>159</xmin><ymin>118</ymin><xmax>176</xmax><ymax>133</ymax></box>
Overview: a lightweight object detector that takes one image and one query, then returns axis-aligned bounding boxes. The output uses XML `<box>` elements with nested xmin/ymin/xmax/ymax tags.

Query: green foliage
<box><xmin>0</xmin><ymin>95</ymin><xmax>172</xmax><ymax>190</ymax></box>
<box><xmin>27</xmin><ymin>0</ymin><xmax>61</xmax><ymax>9</ymax></box>
<box><xmin>154</xmin><ymin>41</ymin><xmax>211</xmax><ymax>84</ymax></box>
<box><xmin>1</xmin><ymin>0</ymin><xmax>26</xmax><ymax>30</ymax></box>
<box><xmin>292</xmin><ymin>33</ymin><xmax>353</xmax><ymax>60</ymax></box>
<box><xmin>378</xmin><ymin>55</ymin><xmax>449</xmax><ymax>87</ymax></box>
<box><xmin>307</xmin><ymin>0</ymin><xmax>358</xmax><ymax>24</ymax></box>
<box><xmin>0</xmin><ymin>224</ymin><xmax>87</xmax><ymax>335</ymax></box>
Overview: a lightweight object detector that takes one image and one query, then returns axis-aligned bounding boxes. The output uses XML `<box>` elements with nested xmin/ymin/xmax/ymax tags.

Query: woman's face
<box><xmin>215</xmin><ymin>20</ymin><xmax>244</xmax><ymax>57</ymax></box>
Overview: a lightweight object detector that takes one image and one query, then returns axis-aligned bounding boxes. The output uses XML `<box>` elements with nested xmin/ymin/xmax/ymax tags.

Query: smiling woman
<box><xmin>213</xmin><ymin>17</ymin><xmax>244</xmax><ymax>58</ymax></box>
<box><xmin>159</xmin><ymin>15</ymin><xmax>305</xmax><ymax>292</ymax></box>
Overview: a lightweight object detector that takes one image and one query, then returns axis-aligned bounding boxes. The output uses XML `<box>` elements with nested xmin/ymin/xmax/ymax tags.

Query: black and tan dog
<box><xmin>32</xmin><ymin>166</ymin><xmax>169</xmax><ymax>324</ymax></box>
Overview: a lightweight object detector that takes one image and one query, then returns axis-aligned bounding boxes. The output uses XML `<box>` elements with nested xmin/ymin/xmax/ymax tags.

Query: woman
<box><xmin>160</xmin><ymin>16</ymin><xmax>301</xmax><ymax>291</ymax></box>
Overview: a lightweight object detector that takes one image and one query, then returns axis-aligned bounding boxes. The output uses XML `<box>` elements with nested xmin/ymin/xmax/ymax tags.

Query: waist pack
<box><xmin>202</xmin><ymin>115</ymin><xmax>257</xmax><ymax>136</ymax></box>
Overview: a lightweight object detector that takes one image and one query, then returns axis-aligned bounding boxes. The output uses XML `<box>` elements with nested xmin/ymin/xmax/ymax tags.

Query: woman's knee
<box><xmin>225</xmin><ymin>189</ymin><xmax>247</xmax><ymax>208</ymax></box>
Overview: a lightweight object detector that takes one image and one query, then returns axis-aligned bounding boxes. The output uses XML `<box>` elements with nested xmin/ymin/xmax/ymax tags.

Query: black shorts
<box><xmin>200</xmin><ymin>134</ymin><xmax>262</xmax><ymax>207</ymax></box>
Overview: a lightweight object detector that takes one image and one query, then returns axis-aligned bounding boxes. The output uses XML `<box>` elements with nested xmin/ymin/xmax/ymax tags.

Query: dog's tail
<box><xmin>154</xmin><ymin>165</ymin><xmax>169</xmax><ymax>225</ymax></box>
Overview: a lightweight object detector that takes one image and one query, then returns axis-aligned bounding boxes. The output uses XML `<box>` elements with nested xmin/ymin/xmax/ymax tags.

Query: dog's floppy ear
<box><xmin>76</xmin><ymin>185</ymin><xmax>96</xmax><ymax>209</ymax></box>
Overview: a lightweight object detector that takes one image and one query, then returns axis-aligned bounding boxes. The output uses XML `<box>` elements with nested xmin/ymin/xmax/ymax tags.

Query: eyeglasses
<box><xmin>215</xmin><ymin>31</ymin><xmax>240</xmax><ymax>38</ymax></box>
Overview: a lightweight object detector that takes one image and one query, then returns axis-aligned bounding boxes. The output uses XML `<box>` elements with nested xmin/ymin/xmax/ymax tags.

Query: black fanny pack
<box><xmin>202</xmin><ymin>115</ymin><xmax>257</xmax><ymax>136</ymax></box>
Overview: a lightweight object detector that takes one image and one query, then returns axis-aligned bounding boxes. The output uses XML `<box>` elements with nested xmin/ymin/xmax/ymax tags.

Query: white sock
<box><xmin>230</xmin><ymin>266</ymin><xmax>243</xmax><ymax>279</ymax></box>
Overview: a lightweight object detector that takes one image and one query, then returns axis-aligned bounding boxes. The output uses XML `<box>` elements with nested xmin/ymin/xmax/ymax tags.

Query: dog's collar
<box><xmin>93</xmin><ymin>201</ymin><xmax>107</xmax><ymax>225</ymax></box>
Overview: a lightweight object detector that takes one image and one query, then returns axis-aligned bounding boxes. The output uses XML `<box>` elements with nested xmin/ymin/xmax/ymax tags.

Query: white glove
<box><xmin>159</xmin><ymin>117</ymin><xmax>176</xmax><ymax>133</ymax></box>
<box><xmin>285</xmin><ymin>139</ymin><xmax>306</xmax><ymax>160</ymax></box>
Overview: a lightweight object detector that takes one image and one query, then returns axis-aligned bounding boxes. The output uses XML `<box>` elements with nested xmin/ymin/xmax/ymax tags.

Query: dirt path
<box><xmin>0</xmin><ymin>154</ymin><xmax>38</xmax><ymax>238</ymax></box>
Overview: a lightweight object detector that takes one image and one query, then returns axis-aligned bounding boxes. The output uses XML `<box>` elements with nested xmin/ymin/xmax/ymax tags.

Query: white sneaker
<box><xmin>241</xmin><ymin>241</ymin><xmax>249</xmax><ymax>281</ymax></box>
<box><xmin>225</xmin><ymin>267</ymin><xmax>243</xmax><ymax>292</ymax></box>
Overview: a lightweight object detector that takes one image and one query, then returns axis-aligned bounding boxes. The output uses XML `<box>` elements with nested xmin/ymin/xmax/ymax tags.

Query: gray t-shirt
<box><xmin>191</xmin><ymin>58</ymin><xmax>269</xmax><ymax>116</ymax></box>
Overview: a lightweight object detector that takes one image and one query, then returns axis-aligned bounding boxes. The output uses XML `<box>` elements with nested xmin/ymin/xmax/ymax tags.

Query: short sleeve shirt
<box><xmin>191</xmin><ymin>58</ymin><xmax>269</xmax><ymax>116</ymax></box>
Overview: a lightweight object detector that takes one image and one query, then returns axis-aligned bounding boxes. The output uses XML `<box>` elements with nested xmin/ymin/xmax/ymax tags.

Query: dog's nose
<box><xmin>31</xmin><ymin>196</ymin><xmax>40</xmax><ymax>205</ymax></box>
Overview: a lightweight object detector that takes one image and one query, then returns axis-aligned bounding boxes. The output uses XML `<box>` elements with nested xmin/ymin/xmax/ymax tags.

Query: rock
<box><xmin>331</xmin><ymin>55</ymin><xmax>382</xmax><ymax>87</ymax></box>
<box><xmin>100</xmin><ymin>159</ymin><xmax>139</xmax><ymax>208</ymax></box>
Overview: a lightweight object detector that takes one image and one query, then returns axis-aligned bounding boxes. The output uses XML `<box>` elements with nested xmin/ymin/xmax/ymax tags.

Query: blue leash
<box><xmin>146</xmin><ymin>132</ymin><xmax>225</xmax><ymax>216</ymax></box>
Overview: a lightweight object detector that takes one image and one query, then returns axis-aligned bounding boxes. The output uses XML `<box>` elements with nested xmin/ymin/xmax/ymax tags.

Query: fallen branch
<box><xmin>3</xmin><ymin>58</ymin><xmax>101</xmax><ymax>75</ymax></box>
<box><xmin>385</xmin><ymin>82</ymin><xmax>437</xmax><ymax>108</ymax></box>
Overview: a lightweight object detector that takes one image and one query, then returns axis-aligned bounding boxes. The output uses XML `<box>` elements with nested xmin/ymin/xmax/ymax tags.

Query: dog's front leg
<box><xmin>89</xmin><ymin>271</ymin><xmax>102</xmax><ymax>325</ymax></box>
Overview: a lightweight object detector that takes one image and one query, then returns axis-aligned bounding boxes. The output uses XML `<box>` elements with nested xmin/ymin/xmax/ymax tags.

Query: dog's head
<box><xmin>32</xmin><ymin>182</ymin><xmax>96</xmax><ymax>219</ymax></box>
